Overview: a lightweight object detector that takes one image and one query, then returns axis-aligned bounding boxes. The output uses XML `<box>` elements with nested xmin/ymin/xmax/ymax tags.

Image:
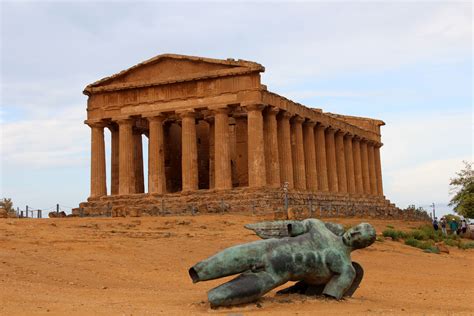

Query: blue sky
<box><xmin>1</xmin><ymin>1</ymin><xmax>472</xmax><ymax>216</ymax></box>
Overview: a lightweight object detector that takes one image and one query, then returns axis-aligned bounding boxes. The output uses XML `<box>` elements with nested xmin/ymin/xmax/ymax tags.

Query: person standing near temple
<box><xmin>440</xmin><ymin>217</ymin><xmax>447</xmax><ymax>236</ymax></box>
<box><xmin>449</xmin><ymin>218</ymin><xmax>459</xmax><ymax>235</ymax></box>
<box><xmin>432</xmin><ymin>217</ymin><xmax>439</xmax><ymax>231</ymax></box>
<box><xmin>460</xmin><ymin>219</ymin><xmax>468</xmax><ymax>235</ymax></box>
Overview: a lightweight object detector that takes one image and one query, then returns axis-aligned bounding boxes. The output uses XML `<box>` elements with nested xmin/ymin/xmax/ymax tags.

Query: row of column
<box><xmin>88</xmin><ymin>104</ymin><xmax>384</xmax><ymax>198</ymax></box>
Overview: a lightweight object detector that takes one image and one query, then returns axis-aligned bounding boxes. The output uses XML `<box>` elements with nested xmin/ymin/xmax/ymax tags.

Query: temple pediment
<box><xmin>84</xmin><ymin>54</ymin><xmax>264</xmax><ymax>94</ymax></box>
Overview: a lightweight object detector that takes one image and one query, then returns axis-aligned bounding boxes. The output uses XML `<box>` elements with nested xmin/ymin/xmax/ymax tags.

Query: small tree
<box><xmin>449</xmin><ymin>161</ymin><xmax>474</xmax><ymax>218</ymax></box>
<box><xmin>0</xmin><ymin>198</ymin><xmax>15</xmax><ymax>215</ymax></box>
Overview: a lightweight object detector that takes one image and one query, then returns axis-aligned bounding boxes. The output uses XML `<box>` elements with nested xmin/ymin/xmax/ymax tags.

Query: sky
<box><xmin>1</xmin><ymin>1</ymin><xmax>472</xmax><ymax>217</ymax></box>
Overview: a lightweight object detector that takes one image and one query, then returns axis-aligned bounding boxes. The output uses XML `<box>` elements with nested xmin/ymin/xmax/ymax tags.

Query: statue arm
<box><xmin>324</xmin><ymin>222</ymin><xmax>346</xmax><ymax>236</ymax></box>
<box><xmin>323</xmin><ymin>255</ymin><xmax>356</xmax><ymax>300</ymax></box>
<box><xmin>288</xmin><ymin>219</ymin><xmax>322</xmax><ymax>236</ymax></box>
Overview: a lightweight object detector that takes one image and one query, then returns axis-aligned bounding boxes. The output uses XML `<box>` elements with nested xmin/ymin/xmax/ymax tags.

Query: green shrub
<box><xmin>376</xmin><ymin>236</ymin><xmax>385</xmax><ymax>242</ymax></box>
<box><xmin>458</xmin><ymin>241</ymin><xmax>474</xmax><ymax>250</ymax></box>
<box><xmin>382</xmin><ymin>229</ymin><xmax>407</xmax><ymax>241</ymax></box>
<box><xmin>386</xmin><ymin>225</ymin><xmax>394</xmax><ymax>229</ymax></box>
<box><xmin>444</xmin><ymin>239</ymin><xmax>460</xmax><ymax>247</ymax></box>
<box><xmin>405</xmin><ymin>237</ymin><xmax>439</xmax><ymax>253</ymax></box>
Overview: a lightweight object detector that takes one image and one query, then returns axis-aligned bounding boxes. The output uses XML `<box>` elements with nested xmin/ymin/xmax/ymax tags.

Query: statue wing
<box><xmin>244</xmin><ymin>220</ymin><xmax>299</xmax><ymax>239</ymax></box>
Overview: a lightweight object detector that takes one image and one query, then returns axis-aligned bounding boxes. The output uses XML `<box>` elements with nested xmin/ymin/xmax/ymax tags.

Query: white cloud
<box><xmin>385</xmin><ymin>158</ymin><xmax>470</xmax><ymax>208</ymax></box>
<box><xmin>2</xmin><ymin>106</ymin><xmax>88</xmax><ymax>168</ymax></box>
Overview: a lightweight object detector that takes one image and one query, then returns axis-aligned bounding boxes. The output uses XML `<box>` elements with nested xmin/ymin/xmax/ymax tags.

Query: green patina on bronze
<box><xmin>189</xmin><ymin>219</ymin><xmax>376</xmax><ymax>307</ymax></box>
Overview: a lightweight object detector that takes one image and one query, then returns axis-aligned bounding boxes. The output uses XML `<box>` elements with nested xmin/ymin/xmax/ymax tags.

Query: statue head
<box><xmin>342</xmin><ymin>223</ymin><xmax>376</xmax><ymax>250</ymax></box>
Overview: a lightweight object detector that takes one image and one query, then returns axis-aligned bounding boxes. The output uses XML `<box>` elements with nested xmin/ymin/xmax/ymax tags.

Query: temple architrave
<box><xmin>74</xmin><ymin>54</ymin><xmax>400</xmax><ymax>218</ymax></box>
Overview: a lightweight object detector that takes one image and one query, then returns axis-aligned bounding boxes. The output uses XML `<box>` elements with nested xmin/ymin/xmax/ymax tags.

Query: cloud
<box><xmin>385</xmin><ymin>158</ymin><xmax>470</xmax><ymax>208</ymax></box>
<box><xmin>1</xmin><ymin>106</ymin><xmax>88</xmax><ymax>169</ymax></box>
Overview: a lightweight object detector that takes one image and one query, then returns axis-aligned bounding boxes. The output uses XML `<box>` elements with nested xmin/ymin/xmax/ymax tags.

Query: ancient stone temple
<box><xmin>75</xmin><ymin>54</ymin><xmax>401</xmax><ymax>218</ymax></box>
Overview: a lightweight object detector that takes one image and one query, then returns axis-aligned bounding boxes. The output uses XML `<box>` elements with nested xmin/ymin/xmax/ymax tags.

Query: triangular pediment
<box><xmin>85</xmin><ymin>54</ymin><xmax>264</xmax><ymax>93</ymax></box>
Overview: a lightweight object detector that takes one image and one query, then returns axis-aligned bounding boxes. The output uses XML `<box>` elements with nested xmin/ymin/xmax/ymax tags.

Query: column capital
<box><xmin>315</xmin><ymin>122</ymin><xmax>327</xmax><ymax>130</ymax></box>
<box><xmin>210</xmin><ymin>106</ymin><xmax>229</xmax><ymax>115</ymax></box>
<box><xmin>278</xmin><ymin>110</ymin><xmax>293</xmax><ymax>120</ymax></box>
<box><xmin>303</xmin><ymin>120</ymin><xmax>316</xmax><ymax>128</ymax></box>
<box><xmin>243</xmin><ymin>103</ymin><xmax>265</xmax><ymax>112</ymax></box>
<box><xmin>144</xmin><ymin>113</ymin><xmax>166</xmax><ymax>121</ymax></box>
<box><xmin>265</xmin><ymin>106</ymin><xmax>280</xmax><ymax>116</ymax></box>
<box><xmin>353</xmin><ymin>135</ymin><xmax>362</xmax><ymax>141</ymax></box>
<box><xmin>326</xmin><ymin>126</ymin><xmax>338</xmax><ymax>134</ymax></box>
<box><xmin>290</xmin><ymin>115</ymin><xmax>305</xmax><ymax>124</ymax></box>
<box><xmin>336</xmin><ymin>129</ymin><xmax>348</xmax><ymax>137</ymax></box>
<box><xmin>116</xmin><ymin>117</ymin><xmax>134</xmax><ymax>126</ymax></box>
<box><xmin>343</xmin><ymin>132</ymin><xmax>354</xmax><ymax>139</ymax></box>
<box><xmin>85</xmin><ymin>120</ymin><xmax>107</xmax><ymax>128</ymax></box>
<box><xmin>177</xmin><ymin>109</ymin><xmax>196</xmax><ymax>119</ymax></box>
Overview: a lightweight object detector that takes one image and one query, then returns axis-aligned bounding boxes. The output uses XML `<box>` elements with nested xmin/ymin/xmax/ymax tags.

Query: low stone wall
<box><xmin>74</xmin><ymin>188</ymin><xmax>430</xmax><ymax>221</ymax></box>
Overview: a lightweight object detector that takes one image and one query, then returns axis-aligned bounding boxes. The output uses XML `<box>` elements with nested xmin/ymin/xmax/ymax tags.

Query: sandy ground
<box><xmin>0</xmin><ymin>214</ymin><xmax>473</xmax><ymax>315</ymax></box>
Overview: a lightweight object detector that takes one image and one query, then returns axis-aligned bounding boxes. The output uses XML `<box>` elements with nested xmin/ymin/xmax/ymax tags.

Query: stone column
<box><xmin>108</xmin><ymin>124</ymin><xmax>119</xmax><ymax>195</ymax></box>
<box><xmin>367</xmin><ymin>142</ymin><xmax>378</xmax><ymax>196</ymax></box>
<box><xmin>234</xmin><ymin>115</ymin><xmax>248</xmax><ymax>187</ymax></box>
<box><xmin>133</xmin><ymin>131</ymin><xmax>144</xmax><ymax>194</ymax></box>
<box><xmin>344</xmin><ymin>134</ymin><xmax>356</xmax><ymax>194</ymax></box>
<box><xmin>314</xmin><ymin>124</ymin><xmax>329</xmax><ymax>192</ymax></box>
<box><xmin>179</xmin><ymin>110</ymin><xmax>199</xmax><ymax>191</ymax></box>
<box><xmin>352</xmin><ymin>136</ymin><xmax>364</xmax><ymax>195</ymax></box>
<box><xmin>335</xmin><ymin>131</ymin><xmax>347</xmax><ymax>193</ymax></box>
<box><xmin>89</xmin><ymin>121</ymin><xmax>107</xmax><ymax>198</ymax></box>
<box><xmin>291</xmin><ymin>116</ymin><xmax>306</xmax><ymax>190</ymax></box>
<box><xmin>374</xmin><ymin>144</ymin><xmax>384</xmax><ymax>196</ymax></box>
<box><xmin>325</xmin><ymin>127</ymin><xmax>338</xmax><ymax>193</ymax></box>
<box><xmin>303</xmin><ymin>121</ymin><xmax>318</xmax><ymax>191</ymax></box>
<box><xmin>360</xmin><ymin>140</ymin><xmax>371</xmax><ymax>195</ymax></box>
<box><xmin>148</xmin><ymin>115</ymin><xmax>166</xmax><ymax>194</ymax></box>
<box><xmin>118</xmin><ymin>118</ymin><xmax>135</xmax><ymax>195</ymax></box>
<box><xmin>206</xmin><ymin>117</ymin><xmax>215</xmax><ymax>189</ymax></box>
<box><xmin>277</xmin><ymin>111</ymin><xmax>294</xmax><ymax>189</ymax></box>
<box><xmin>214</xmin><ymin>107</ymin><xmax>232</xmax><ymax>190</ymax></box>
<box><xmin>246</xmin><ymin>104</ymin><xmax>266</xmax><ymax>187</ymax></box>
<box><xmin>264</xmin><ymin>107</ymin><xmax>281</xmax><ymax>187</ymax></box>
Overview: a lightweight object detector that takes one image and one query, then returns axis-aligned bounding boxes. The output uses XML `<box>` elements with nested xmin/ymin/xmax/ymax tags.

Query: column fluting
<box><xmin>179</xmin><ymin>110</ymin><xmax>199</xmax><ymax>191</ymax></box>
<box><xmin>89</xmin><ymin>121</ymin><xmax>107</xmax><ymax>198</ymax></box>
<box><xmin>246</xmin><ymin>104</ymin><xmax>267</xmax><ymax>187</ymax></box>
<box><xmin>367</xmin><ymin>142</ymin><xmax>378</xmax><ymax>196</ymax></box>
<box><xmin>148</xmin><ymin>115</ymin><xmax>166</xmax><ymax>194</ymax></box>
<box><xmin>108</xmin><ymin>124</ymin><xmax>119</xmax><ymax>195</ymax></box>
<box><xmin>314</xmin><ymin>124</ymin><xmax>329</xmax><ymax>191</ymax></box>
<box><xmin>277</xmin><ymin>111</ymin><xmax>294</xmax><ymax>189</ymax></box>
<box><xmin>214</xmin><ymin>107</ymin><xmax>232</xmax><ymax>190</ymax></box>
<box><xmin>374</xmin><ymin>144</ymin><xmax>384</xmax><ymax>196</ymax></box>
<box><xmin>264</xmin><ymin>107</ymin><xmax>281</xmax><ymax>187</ymax></box>
<box><xmin>118</xmin><ymin>118</ymin><xmax>135</xmax><ymax>195</ymax></box>
<box><xmin>303</xmin><ymin>121</ymin><xmax>318</xmax><ymax>191</ymax></box>
<box><xmin>335</xmin><ymin>131</ymin><xmax>347</xmax><ymax>193</ymax></box>
<box><xmin>360</xmin><ymin>140</ymin><xmax>371</xmax><ymax>195</ymax></box>
<box><xmin>325</xmin><ymin>127</ymin><xmax>338</xmax><ymax>193</ymax></box>
<box><xmin>352</xmin><ymin>136</ymin><xmax>364</xmax><ymax>195</ymax></box>
<box><xmin>291</xmin><ymin>116</ymin><xmax>306</xmax><ymax>190</ymax></box>
<box><xmin>344</xmin><ymin>134</ymin><xmax>356</xmax><ymax>194</ymax></box>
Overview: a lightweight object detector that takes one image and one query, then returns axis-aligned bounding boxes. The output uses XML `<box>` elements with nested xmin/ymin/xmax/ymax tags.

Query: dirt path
<box><xmin>0</xmin><ymin>215</ymin><xmax>472</xmax><ymax>315</ymax></box>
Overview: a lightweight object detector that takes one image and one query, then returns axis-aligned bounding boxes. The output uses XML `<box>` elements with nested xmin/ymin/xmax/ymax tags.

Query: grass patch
<box><xmin>376</xmin><ymin>236</ymin><xmax>385</xmax><ymax>242</ymax></box>
<box><xmin>404</xmin><ymin>237</ymin><xmax>439</xmax><ymax>253</ymax></box>
<box><xmin>459</xmin><ymin>241</ymin><xmax>474</xmax><ymax>250</ymax></box>
<box><xmin>386</xmin><ymin>225</ymin><xmax>394</xmax><ymax>229</ymax></box>
<box><xmin>382</xmin><ymin>229</ymin><xmax>407</xmax><ymax>241</ymax></box>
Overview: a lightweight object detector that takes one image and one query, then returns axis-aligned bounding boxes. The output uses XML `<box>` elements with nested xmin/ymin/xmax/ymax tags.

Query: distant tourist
<box><xmin>449</xmin><ymin>219</ymin><xmax>459</xmax><ymax>235</ymax></box>
<box><xmin>460</xmin><ymin>219</ymin><xmax>468</xmax><ymax>234</ymax></box>
<box><xmin>432</xmin><ymin>217</ymin><xmax>439</xmax><ymax>231</ymax></box>
<box><xmin>440</xmin><ymin>217</ymin><xmax>447</xmax><ymax>236</ymax></box>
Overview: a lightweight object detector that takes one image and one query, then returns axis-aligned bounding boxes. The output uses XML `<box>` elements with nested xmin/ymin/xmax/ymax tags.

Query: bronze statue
<box><xmin>189</xmin><ymin>219</ymin><xmax>376</xmax><ymax>307</ymax></box>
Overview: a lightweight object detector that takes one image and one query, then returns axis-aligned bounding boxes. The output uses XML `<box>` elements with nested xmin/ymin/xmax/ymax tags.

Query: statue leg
<box><xmin>207</xmin><ymin>271</ymin><xmax>285</xmax><ymax>307</ymax></box>
<box><xmin>189</xmin><ymin>242</ymin><xmax>266</xmax><ymax>283</ymax></box>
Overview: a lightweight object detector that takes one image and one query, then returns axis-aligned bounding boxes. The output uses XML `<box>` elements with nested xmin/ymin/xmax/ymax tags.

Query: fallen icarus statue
<box><xmin>189</xmin><ymin>218</ymin><xmax>376</xmax><ymax>307</ymax></box>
